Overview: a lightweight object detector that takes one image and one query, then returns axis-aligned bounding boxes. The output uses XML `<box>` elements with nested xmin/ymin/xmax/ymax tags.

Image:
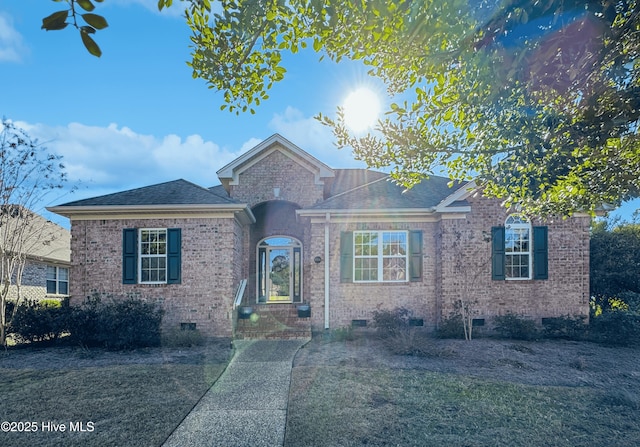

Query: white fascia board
<box><xmin>47</xmin><ymin>204</ymin><xmax>256</xmax><ymax>224</ymax></box>
<box><xmin>296</xmin><ymin>208</ymin><xmax>436</xmax><ymax>218</ymax></box>
<box><xmin>434</xmin><ymin>180</ymin><xmax>477</xmax><ymax>213</ymax></box>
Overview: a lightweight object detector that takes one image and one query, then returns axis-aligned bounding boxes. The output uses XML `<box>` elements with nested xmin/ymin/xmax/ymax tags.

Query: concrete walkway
<box><xmin>162</xmin><ymin>339</ymin><xmax>308</xmax><ymax>447</ymax></box>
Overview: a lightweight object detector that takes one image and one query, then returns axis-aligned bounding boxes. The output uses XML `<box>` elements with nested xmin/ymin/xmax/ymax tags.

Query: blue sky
<box><xmin>1</xmin><ymin>1</ymin><xmax>637</xmax><ymax>226</ymax></box>
<box><xmin>1</xmin><ymin>1</ymin><xmax>384</xmax><ymax>226</ymax></box>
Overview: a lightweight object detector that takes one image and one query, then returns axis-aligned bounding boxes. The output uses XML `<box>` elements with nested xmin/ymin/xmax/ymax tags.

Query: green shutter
<box><xmin>491</xmin><ymin>226</ymin><xmax>505</xmax><ymax>280</ymax></box>
<box><xmin>409</xmin><ymin>230</ymin><xmax>423</xmax><ymax>282</ymax></box>
<box><xmin>167</xmin><ymin>228</ymin><xmax>182</xmax><ymax>284</ymax></box>
<box><xmin>122</xmin><ymin>229</ymin><xmax>137</xmax><ymax>284</ymax></box>
<box><xmin>533</xmin><ymin>226</ymin><xmax>548</xmax><ymax>280</ymax></box>
<box><xmin>340</xmin><ymin>231</ymin><xmax>353</xmax><ymax>283</ymax></box>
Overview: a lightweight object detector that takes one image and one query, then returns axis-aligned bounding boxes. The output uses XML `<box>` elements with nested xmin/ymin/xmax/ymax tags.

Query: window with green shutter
<box><xmin>122</xmin><ymin>228</ymin><xmax>181</xmax><ymax>284</ymax></box>
<box><xmin>492</xmin><ymin>218</ymin><xmax>548</xmax><ymax>281</ymax></box>
<box><xmin>340</xmin><ymin>230</ymin><xmax>422</xmax><ymax>283</ymax></box>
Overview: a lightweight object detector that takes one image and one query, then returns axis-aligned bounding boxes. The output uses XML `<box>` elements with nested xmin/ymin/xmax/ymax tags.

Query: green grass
<box><xmin>0</xmin><ymin>354</ymin><xmax>228</xmax><ymax>446</ymax></box>
<box><xmin>286</xmin><ymin>366</ymin><xmax>640</xmax><ymax>447</ymax></box>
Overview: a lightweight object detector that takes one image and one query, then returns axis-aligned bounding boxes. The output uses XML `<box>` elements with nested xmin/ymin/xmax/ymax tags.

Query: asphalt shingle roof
<box><xmin>328</xmin><ymin>169</ymin><xmax>388</xmax><ymax>196</ymax></box>
<box><xmin>58</xmin><ymin>179</ymin><xmax>241</xmax><ymax>207</ymax></box>
<box><xmin>310</xmin><ymin>174</ymin><xmax>465</xmax><ymax>210</ymax></box>
<box><xmin>0</xmin><ymin>207</ymin><xmax>70</xmax><ymax>263</ymax></box>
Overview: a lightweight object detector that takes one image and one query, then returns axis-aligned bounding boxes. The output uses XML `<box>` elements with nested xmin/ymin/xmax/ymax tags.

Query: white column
<box><xmin>324</xmin><ymin>213</ymin><xmax>330</xmax><ymax>329</ymax></box>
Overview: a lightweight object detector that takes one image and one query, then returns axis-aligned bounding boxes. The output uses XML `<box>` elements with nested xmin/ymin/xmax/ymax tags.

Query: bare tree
<box><xmin>0</xmin><ymin>120</ymin><xmax>68</xmax><ymax>346</ymax></box>
<box><xmin>446</xmin><ymin>226</ymin><xmax>492</xmax><ymax>341</ymax></box>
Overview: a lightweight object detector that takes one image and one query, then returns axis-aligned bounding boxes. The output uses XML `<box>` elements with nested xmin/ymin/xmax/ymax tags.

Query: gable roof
<box><xmin>58</xmin><ymin>179</ymin><xmax>240</xmax><ymax>207</ymax></box>
<box><xmin>47</xmin><ymin>179</ymin><xmax>255</xmax><ymax>224</ymax></box>
<box><xmin>47</xmin><ymin>136</ymin><xmax>474</xmax><ymax>222</ymax></box>
<box><xmin>216</xmin><ymin>134</ymin><xmax>334</xmax><ymax>187</ymax></box>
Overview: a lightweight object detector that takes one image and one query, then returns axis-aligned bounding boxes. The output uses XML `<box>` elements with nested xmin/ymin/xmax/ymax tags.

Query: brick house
<box><xmin>48</xmin><ymin>134</ymin><xmax>590</xmax><ymax>338</ymax></box>
<box><xmin>1</xmin><ymin>207</ymin><xmax>71</xmax><ymax>303</ymax></box>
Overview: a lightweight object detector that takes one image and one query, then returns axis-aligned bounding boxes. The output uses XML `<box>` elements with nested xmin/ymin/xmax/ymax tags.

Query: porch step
<box><xmin>235</xmin><ymin>304</ymin><xmax>311</xmax><ymax>340</ymax></box>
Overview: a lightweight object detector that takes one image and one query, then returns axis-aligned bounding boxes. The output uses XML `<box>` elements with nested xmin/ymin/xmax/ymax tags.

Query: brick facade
<box><xmin>300</xmin><ymin>199</ymin><xmax>590</xmax><ymax>332</ymax></box>
<box><xmin>437</xmin><ymin>194</ymin><xmax>590</xmax><ymax>325</ymax></box>
<box><xmin>57</xmin><ymin>135</ymin><xmax>591</xmax><ymax>338</ymax></box>
<box><xmin>304</xmin><ymin>219</ymin><xmax>441</xmax><ymax>331</ymax></box>
<box><xmin>229</xmin><ymin>149</ymin><xmax>325</xmax><ymax>208</ymax></box>
<box><xmin>70</xmin><ymin>216</ymin><xmax>244</xmax><ymax>338</ymax></box>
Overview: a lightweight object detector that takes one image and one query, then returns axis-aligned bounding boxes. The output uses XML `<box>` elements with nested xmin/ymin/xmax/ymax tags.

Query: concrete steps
<box><xmin>234</xmin><ymin>304</ymin><xmax>311</xmax><ymax>339</ymax></box>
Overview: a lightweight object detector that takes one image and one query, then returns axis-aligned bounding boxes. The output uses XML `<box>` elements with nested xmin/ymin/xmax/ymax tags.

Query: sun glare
<box><xmin>342</xmin><ymin>87</ymin><xmax>381</xmax><ymax>133</ymax></box>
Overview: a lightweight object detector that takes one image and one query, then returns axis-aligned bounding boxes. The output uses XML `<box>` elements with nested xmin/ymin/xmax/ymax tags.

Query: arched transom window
<box><xmin>505</xmin><ymin>214</ymin><xmax>532</xmax><ymax>279</ymax></box>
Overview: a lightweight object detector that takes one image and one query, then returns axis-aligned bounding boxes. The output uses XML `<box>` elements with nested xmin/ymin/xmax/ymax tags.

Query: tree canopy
<box><xmin>44</xmin><ymin>0</ymin><xmax>640</xmax><ymax>216</ymax></box>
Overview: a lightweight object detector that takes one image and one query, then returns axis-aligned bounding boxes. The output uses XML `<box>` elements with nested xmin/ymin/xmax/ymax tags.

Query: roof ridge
<box><xmin>323</xmin><ymin>174</ymin><xmax>391</xmax><ymax>203</ymax></box>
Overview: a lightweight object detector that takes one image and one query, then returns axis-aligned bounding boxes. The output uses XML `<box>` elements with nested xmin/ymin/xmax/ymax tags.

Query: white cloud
<box><xmin>0</xmin><ymin>13</ymin><xmax>28</xmax><ymax>63</ymax></box>
<box><xmin>10</xmin><ymin>111</ymin><xmax>368</xmax><ymax>213</ymax></box>
<box><xmin>239</xmin><ymin>137</ymin><xmax>263</xmax><ymax>154</ymax></box>
<box><xmin>15</xmin><ymin>121</ymin><xmax>245</xmax><ymax>198</ymax></box>
<box><xmin>268</xmin><ymin>106</ymin><xmax>366</xmax><ymax>169</ymax></box>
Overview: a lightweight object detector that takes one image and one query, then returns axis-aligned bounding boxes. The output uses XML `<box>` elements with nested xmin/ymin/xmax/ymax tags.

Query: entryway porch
<box><xmin>234</xmin><ymin>303</ymin><xmax>312</xmax><ymax>339</ymax></box>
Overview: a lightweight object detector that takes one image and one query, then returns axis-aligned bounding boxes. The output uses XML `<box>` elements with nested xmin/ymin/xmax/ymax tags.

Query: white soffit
<box><xmin>434</xmin><ymin>181</ymin><xmax>476</xmax><ymax>213</ymax></box>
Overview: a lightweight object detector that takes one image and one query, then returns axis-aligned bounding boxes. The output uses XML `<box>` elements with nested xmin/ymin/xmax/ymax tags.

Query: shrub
<box><xmin>372</xmin><ymin>307</ymin><xmax>439</xmax><ymax>356</ymax></box>
<box><xmin>589</xmin><ymin>311</ymin><xmax>640</xmax><ymax>347</ymax></box>
<box><xmin>330</xmin><ymin>326</ymin><xmax>357</xmax><ymax>341</ymax></box>
<box><xmin>162</xmin><ymin>328</ymin><xmax>205</xmax><ymax>347</ymax></box>
<box><xmin>436</xmin><ymin>313</ymin><xmax>465</xmax><ymax>339</ymax></box>
<box><xmin>9</xmin><ymin>300</ymin><xmax>70</xmax><ymax>343</ymax></box>
<box><xmin>39</xmin><ymin>299</ymin><xmax>63</xmax><ymax>308</ymax></box>
<box><xmin>372</xmin><ymin>307</ymin><xmax>412</xmax><ymax>338</ymax></box>
<box><xmin>68</xmin><ymin>295</ymin><xmax>164</xmax><ymax>350</ymax></box>
<box><xmin>493</xmin><ymin>314</ymin><xmax>538</xmax><ymax>340</ymax></box>
<box><xmin>542</xmin><ymin>315</ymin><xmax>588</xmax><ymax>340</ymax></box>
<box><xmin>382</xmin><ymin>328</ymin><xmax>447</xmax><ymax>357</ymax></box>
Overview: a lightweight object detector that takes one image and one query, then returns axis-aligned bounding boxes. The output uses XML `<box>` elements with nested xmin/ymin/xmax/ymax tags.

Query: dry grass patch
<box><xmin>286</xmin><ymin>366</ymin><xmax>640</xmax><ymax>447</ymax></box>
<box><xmin>0</xmin><ymin>342</ymin><xmax>231</xmax><ymax>447</ymax></box>
<box><xmin>287</xmin><ymin>335</ymin><xmax>640</xmax><ymax>446</ymax></box>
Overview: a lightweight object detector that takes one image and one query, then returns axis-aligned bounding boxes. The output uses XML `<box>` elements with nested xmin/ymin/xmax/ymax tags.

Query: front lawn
<box><xmin>0</xmin><ymin>343</ymin><xmax>231</xmax><ymax>447</ymax></box>
<box><xmin>286</xmin><ymin>336</ymin><xmax>640</xmax><ymax>447</ymax></box>
<box><xmin>287</xmin><ymin>367</ymin><xmax>639</xmax><ymax>446</ymax></box>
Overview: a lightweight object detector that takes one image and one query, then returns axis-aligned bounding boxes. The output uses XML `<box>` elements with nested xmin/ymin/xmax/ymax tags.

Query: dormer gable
<box><xmin>216</xmin><ymin>134</ymin><xmax>334</xmax><ymax>190</ymax></box>
<box><xmin>216</xmin><ymin>134</ymin><xmax>335</xmax><ymax>208</ymax></box>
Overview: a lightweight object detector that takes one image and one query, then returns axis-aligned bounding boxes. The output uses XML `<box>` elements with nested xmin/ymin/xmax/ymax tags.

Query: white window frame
<box><xmin>46</xmin><ymin>266</ymin><xmax>69</xmax><ymax>295</ymax></box>
<box><xmin>353</xmin><ymin>230</ymin><xmax>408</xmax><ymax>283</ymax></box>
<box><xmin>505</xmin><ymin>214</ymin><xmax>532</xmax><ymax>280</ymax></box>
<box><xmin>138</xmin><ymin>228</ymin><xmax>168</xmax><ymax>284</ymax></box>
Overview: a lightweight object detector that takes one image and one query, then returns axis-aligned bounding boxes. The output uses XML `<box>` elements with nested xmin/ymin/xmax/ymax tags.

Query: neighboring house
<box><xmin>48</xmin><ymin>134</ymin><xmax>591</xmax><ymax>338</ymax></box>
<box><xmin>1</xmin><ymin>207</ymin><xmax>71</xmax><ymax>303</ymax></box>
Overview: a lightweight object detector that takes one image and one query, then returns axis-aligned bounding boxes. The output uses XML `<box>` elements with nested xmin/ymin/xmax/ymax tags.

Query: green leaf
<box><xmin>80</xmin><ymin>30</ymin><xmax>102</xmax><ymax>57</ymax></box>
<box><xmin>82</xmin><ymin>13</ymin><xmax>108</xmax><ymax>30</ymax></box>
<box><xmin>41</xmin><ymin>10</ymin><xmax>69</xmax><ymax>31</ymax></box>
<box><xmin>76</xmin><ymin>0</ymin><xmax>95</xmax><ymax>12</ymax></box>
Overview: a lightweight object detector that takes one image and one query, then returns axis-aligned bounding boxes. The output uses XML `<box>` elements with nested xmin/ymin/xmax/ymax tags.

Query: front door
<box><xmin>257</xmin><ymin>237</ymin><xmax>302</xmax><ymax>303</ymax></box>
